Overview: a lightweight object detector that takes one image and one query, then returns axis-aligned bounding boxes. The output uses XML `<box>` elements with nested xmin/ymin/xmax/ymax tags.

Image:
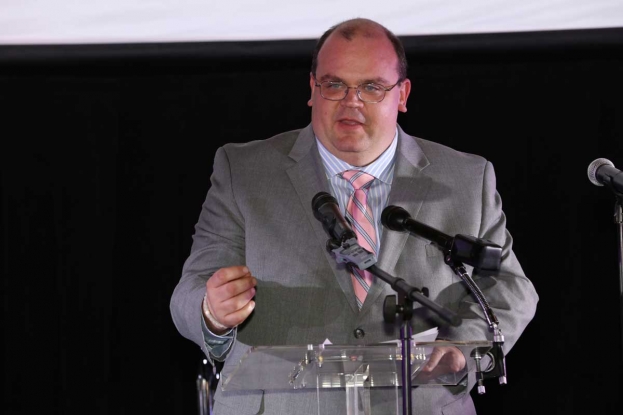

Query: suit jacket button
<box><xmin>354</xmin><ymin>328</ymin><xmax>365</xmax><ymax>339</ymax></box>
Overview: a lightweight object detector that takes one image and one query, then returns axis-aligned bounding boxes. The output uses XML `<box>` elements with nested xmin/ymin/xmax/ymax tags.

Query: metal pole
<box><xmin>400</xmin><ymin>322</ymin><xmax>413</xmax><ymax>415</ymax></box>
<box><xmin>614</xmin><ymin>200</ymin><xmax>623</xmax><ymax>361</ymax></box>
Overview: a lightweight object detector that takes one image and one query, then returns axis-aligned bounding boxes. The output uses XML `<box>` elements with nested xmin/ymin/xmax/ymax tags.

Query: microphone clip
<box><xmin>328</xmin><ymin>237</ymin><xmax>377</xmax><ymax>270</ymax></box>
<box><xmin>472</xmin><ymin>327</ymin><xmax>507</xmax><ymax>394</ymax></box>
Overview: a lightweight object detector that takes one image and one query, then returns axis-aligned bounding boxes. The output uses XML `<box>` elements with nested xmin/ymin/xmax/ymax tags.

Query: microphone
<box><xmin>312</xmin><ymin>191</ymin><xmax>357</xmax><ymax>244</ymax></box>
<box><xmin>587</xmin><ymin>158</ymin><xmax>623</xmax><ymax>195</ymax></box>
<box><xmin>312</xmin><ymin>192</ymin><xmax>376</xmax><ymax>270</ymax></box>
<box><xmin>381</xmin><ymin>206</ymin><xmax>502</xmax><ymax>272</ymax></box>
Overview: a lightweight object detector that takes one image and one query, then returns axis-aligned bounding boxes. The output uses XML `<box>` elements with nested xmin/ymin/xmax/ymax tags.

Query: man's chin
<box><xmin>333</xmin><ymin>136</ymin><xmax>370</xmax><ymax>153</ymax></box>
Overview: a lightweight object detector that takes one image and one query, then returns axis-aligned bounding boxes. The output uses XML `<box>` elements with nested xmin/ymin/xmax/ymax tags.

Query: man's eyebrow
<box><xmin>317</xmin><ymin>73</ymin><xmax>345</xmax><ymax>83</ymax></box>
<box><xmin>317</xmin><ymin>73</ymin><xmax>392</xmax><ymax>85</ymax></box>
<box><xmin>361</xmin><ymin>77</ymin><xmax>392</xmax><ymax>85</ymax></box>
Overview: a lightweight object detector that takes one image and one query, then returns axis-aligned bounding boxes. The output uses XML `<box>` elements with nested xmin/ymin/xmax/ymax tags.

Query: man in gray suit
<box><xmin>171</xmin><ymin>18</ymin><xmax>538</xmax><ymax>414</ymax></box>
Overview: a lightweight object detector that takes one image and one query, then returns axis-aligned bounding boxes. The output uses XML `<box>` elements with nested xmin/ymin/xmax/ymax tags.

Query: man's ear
<box><xmin>308</xmin><ymin>73</ymin><xmax>315</xmax><ymax>107</ymax></box>
<box><xmin>398</xmin><ymin>78</ymin><xmax>411</xmax><ymax>113</ymax></box>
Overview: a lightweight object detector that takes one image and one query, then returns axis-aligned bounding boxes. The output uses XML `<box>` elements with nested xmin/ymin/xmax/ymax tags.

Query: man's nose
<box><xmin>341</xmin><ymin>87</ymin><xmax>363</xmax><ymax>108</ymax></box>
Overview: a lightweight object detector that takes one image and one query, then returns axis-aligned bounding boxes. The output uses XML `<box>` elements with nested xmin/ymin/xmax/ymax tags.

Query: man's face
<box><xmin>309</xmin><ymin>32</ymin><xmax>411</xmax><ymax>166</ymax></box>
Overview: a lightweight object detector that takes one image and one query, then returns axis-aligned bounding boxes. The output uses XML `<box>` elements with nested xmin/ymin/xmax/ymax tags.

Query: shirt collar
<box><xmin>315</xmin><ymin>128</ymin><xmax>398</xmax><ymax>185</ymax></box>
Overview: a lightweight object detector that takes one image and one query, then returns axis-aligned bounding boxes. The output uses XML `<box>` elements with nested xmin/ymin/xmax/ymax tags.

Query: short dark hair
<box><xmin>310</xmin><ymin>18</ymin><xmax>408</xmax><ymax>82</ymax></box>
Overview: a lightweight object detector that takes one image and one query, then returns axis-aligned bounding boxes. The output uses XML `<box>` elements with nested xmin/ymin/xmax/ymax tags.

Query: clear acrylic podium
<box><xmin>220</xmin><ymin>340</ymin><xmax>492</xmax><ymax>415</ymax></box>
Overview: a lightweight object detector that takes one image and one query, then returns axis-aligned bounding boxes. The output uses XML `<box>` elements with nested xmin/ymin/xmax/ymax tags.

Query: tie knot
<box><xmin>341</xmin><ymin>170</ymin><xmax>375</xmax><ymax>190</ymax></box>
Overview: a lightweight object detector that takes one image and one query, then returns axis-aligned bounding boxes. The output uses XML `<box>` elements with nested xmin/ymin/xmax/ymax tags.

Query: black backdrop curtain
<box><xmin>1</xmin><ymin>28</ymin><xmax>623</xmax><ymax>414</ymax></box>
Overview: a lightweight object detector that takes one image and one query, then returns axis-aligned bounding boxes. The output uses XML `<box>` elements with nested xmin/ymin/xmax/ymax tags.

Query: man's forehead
<box><xmin>315</xmin><ymin>34</ymin><xmax>400</xmax><ymax>84</ymax></box>
<box><xmin>323</xmin><ymin>29</ymin><xmax>386</xmax><ymax>49</ymax></box>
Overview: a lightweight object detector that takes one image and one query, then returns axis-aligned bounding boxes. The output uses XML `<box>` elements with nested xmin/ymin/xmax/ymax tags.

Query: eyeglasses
<box><xmin>313</xmin><ymin>76</ymin><xmax>402</xmax><ymax>103</ymax></box>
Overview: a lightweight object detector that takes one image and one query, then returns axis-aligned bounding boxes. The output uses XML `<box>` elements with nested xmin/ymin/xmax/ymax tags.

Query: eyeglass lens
<box><xmin>319</xmin><ymin>82</ymin><xmax>386</xmax><ymax>103</ymax></box>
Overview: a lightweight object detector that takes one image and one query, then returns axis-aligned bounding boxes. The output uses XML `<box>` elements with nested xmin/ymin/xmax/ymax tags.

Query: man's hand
<box><xmin>418</xmin><ymin>345</ymin><xmax>466</xmax><ymax>380</ymax></box>
<box><xmin>203</xmin><ymin>266</ymin><xmax>257</xmax><ymax>334</ymax></box>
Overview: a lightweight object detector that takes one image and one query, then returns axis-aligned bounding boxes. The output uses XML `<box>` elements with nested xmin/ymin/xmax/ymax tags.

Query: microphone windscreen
<box><xmin>587</xmin><ymin>158</ymin><xmax>614</xmax><ymax>186</ymax></box>
<box><xmin>312</xmin><ymin>192</ymin><xmax>336</xmax><ymax>220</ymax></box>
<box><xmin>381</xmin><ymin>205</ymin><xmax>410</xmax><ymax>231</ymax></box>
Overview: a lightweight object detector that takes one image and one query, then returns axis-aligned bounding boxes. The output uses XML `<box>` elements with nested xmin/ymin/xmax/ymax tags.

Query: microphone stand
<box><xmin>614</xmin><ymin>198</ymin><xmax>623</xmax><ymax>361</ymax></box>
<box><xmin>588</xmin><ymin>161</ymin><xmax>623</xmax><ymax>360</ymax></box>
<box><xmin>366</xmin><ymin>265</ymin><xmax>463</xmax><ymax>415</ymax></box>
<box><xmin>327</xmin><ymin>239</ymin><xmax>462</xmax><ymax>415</ymax></box>
<box><xmin>367</xmin><ymin>265</ymin><xmax>415</xmax><ymax>415</ymax></box>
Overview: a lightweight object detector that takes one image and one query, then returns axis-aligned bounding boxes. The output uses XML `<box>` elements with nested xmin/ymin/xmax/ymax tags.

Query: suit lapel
<box><xmin>359</xmin><ymin>127</ymin><xmax>433</xmax><ymax>317</ymax></box>
<box><xmin>285</xmin><ymin>125</ymin><xmax>360</xmax><ymax>313</ymax></box>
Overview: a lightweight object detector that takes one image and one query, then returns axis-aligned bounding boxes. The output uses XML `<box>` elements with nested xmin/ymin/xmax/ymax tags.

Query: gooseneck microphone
<box><xmin>588</xmin><ymin>158</ymin><xmax>623</xmax><ymax>195</ymax></box>
<box><xmin>383</xmin><ymin>204</ymin><xmax>508</xmax><ymax>389</ymax></box>
<box><xmin>381</xmin><ymin>206</ymin><xmax>502</xmax><ymax>272</ymax></box>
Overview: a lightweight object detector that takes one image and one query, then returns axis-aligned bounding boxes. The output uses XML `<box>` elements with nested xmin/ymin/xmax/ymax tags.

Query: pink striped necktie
<box><xmin>341</xmin><ymin>170</ymin><xmax>377</xmax><ymax>309</ymax></box>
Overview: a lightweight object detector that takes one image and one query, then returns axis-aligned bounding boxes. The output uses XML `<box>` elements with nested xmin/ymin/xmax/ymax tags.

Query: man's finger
<box><xmin>422</xmin><ymin>348</ymin><xmax>445</xmax><ymax>373</ymax></box>
<box><xmin>220</xmin><ymin>300</ymin><xmax>256</xmax><ymax>327</ymax></box>
<box><xmin>209</xmin><ymin>275</ymin><xmax>255</xmax><ymax>304</ymax></box>
<box><xmin>214</xmin><ymin>285</ymin><xmax>257</xmax><ymax>317</ymax></box>
<box><xmin>209</xmin><ymin>266</ymin><xmax>251</xmax><ymax>287</ymax></box>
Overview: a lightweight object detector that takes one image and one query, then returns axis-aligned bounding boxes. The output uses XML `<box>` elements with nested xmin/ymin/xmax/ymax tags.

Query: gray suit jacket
<box><xmin>171</xmin><ymin>124</ymin><xmax>538</xmax><ymax>414</ymax></box>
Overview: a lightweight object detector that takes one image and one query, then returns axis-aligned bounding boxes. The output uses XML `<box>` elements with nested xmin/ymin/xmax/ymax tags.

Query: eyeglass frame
<box><xmin>312</xmin><ymin>75</ymin><xmax>404</xmax><ymax>103</ymax></box>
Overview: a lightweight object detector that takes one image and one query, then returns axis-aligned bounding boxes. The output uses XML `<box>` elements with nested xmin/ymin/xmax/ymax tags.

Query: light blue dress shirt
<box><xmin>315</xmin><ymin>129</ymin><xmax>398</xmax><ymax>252</ymax></box>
